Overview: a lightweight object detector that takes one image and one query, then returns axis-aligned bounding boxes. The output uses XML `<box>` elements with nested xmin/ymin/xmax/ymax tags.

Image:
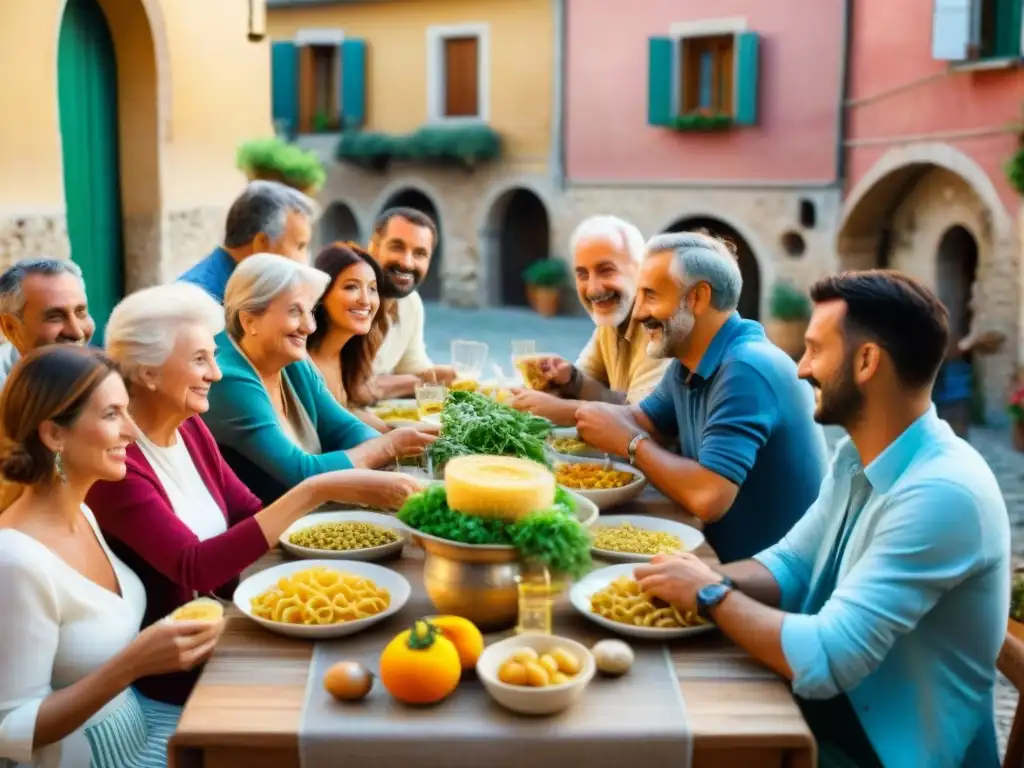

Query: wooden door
<box><xmin>443</xmin><ymin>37</ymin><xmax>479</xmax><ymax>117</ymax></box>
<box><xmin>58</xmin><ymin>0</ymin><xmax>125</xmax><ymax>343</ymax></box>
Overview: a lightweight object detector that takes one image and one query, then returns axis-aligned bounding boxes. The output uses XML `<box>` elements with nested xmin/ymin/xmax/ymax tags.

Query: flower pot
<box><xmin>1013</xmin><ymin>420</ymin><xmax>1024</xmax><ymax>453</ymax></box>
<box><xmin>527</xmin><ymin>286</ymin><xmax>560</xmax><ymax>318</ymax></box>
<box><xmin>765</xmin><ymin>318</ymin><xmax>808</xmax><ymax>361</ymax></box>
<box><xmin>244</xmin><ymin>168</ymin><xmax>319</xmax><ymax>197</ymax></box>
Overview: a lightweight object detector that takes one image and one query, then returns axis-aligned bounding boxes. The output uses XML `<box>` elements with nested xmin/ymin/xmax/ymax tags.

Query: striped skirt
<box><xmin>83</xmin><ymin>689</ymin><xmax>180</xmax><ymax>768</ymax></box>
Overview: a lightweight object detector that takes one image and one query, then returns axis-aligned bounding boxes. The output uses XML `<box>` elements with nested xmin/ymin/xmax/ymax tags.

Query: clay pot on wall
<box><xmin>765</xmin><ymin>282</ymin><xmax>812</xmax><ymax>362</ymax></box>
<box><xmin>765</xmin><ymin>319</ymin><xmax>809</xmax><ymax>362</ymax></box>
<box><xmin>522</xmin><ymin>259</ymin><xmax>569</xmax><ymax>318</ymax></box>
<box><xmin>527</xmin><ymin>286</ymin><xmax>561</xmax><ymax>318</ymax></box>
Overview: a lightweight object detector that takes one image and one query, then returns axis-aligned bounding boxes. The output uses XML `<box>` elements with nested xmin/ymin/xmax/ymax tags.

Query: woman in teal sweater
<box><xmin>203</xmin><ymin>254</ymin><xmax>436</xmax><ymax>504</ymax></box>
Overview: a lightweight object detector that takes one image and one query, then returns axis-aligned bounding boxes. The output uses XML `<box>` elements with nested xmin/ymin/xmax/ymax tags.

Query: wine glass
<box><xmin>451</xmin><ymin>340</ymin><xmax>488</xmax><ymax>383</ymax></box>
<box><xmin>415</xmin><ymin>383</ymin><xmax>446</xmax><ymax>420</ymax></box>
<box><xmin>510</xmin><ymin>339</ymin><xmax>537</xmax><ymax>385</ymax></box>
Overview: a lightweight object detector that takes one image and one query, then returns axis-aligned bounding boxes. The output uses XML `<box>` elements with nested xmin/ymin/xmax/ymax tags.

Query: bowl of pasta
<box><xmin>554</xmin><ymin>457</ymin><xmax>647</xmax><ymax>512</ymax></box>
<box><xmin>233</xmin><ymin>560</ymin><xmax>411</xmax><ymax>639</ymax></box>
<box><xmin>589</xmin><ymin>515</ymin><xmax>705</xmax><ymax>564</ymax></box>
<box><xmin>569</xmin><ymin>563</ymin><xmax>715</xmax><ymax>640</ymax></box>
<box><xmin>547</xmin><ymin>428</ymin><xmax>607</xmax><ymax>461</ymax></box>
<box><xmin>280</xmin><ymin>510</ymin><xmax>409</xmax><ymax>562</ymax></box>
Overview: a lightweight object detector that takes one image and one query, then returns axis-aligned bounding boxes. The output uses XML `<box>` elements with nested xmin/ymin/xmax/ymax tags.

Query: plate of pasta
<box><xmin>569</xmin><ymin>563</ymin><xmax>715</xmax><ymax>639</ymax></box>
<box><xmin>590</xmin><ymin>515</ymin><xmax>705</xmax><ymax>563</ymax></box>
<box><xmin>233</xmin><ymin>560</ymin><xmax>411</xmax><ymax>639</ymax></box>
<box><xmin>280</xmin><ymin>511</ymin><xmax>409</xmax><ymax>561</ymax></box>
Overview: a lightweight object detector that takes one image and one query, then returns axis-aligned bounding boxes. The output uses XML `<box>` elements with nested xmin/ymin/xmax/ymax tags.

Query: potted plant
<box><xmin>236</xmin><ymin>137</ymin><xmax>327</xmax><ymax>196</ymax></box>
<box><xmin>1010</xmin><ymin>571</ymin><xmax>1024</xmax><ymax>643</ymax></box>
<box><xmin>522</xmin><ymin>259</ymin><xmax>568</xmax><ymax>317</ymax></box>
<box><xmin>1008</xmin><ymin>384</ymin><xmax>1024</xmax><ymax>452</ymax></box>
<box><xmin>765</xmin><ymin>282</ymin><xmax>812</xmax><ymax>361</ymax></box>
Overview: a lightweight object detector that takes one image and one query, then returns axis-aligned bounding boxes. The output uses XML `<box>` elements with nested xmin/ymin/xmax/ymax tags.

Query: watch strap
<box><xmin>696</xmin><ymin>582</ymin><xmax>733</xmax><ymax>621</ymax></box>
<box><xmin>627</xmin><ymin>432</ymin><xmax>649</xmax><ymax>465</ymax></box>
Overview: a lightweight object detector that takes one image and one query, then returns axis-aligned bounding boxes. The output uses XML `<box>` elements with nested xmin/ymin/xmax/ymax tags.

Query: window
<box><xmin>931</xmin><ymin>0</ymin><xmax>1023</xmax><ymax>61</ymax></box>
<box><xmin>271</xmin><ymin>37</ymin><xmax>367</xmax><ymax>137</ymax></box>
<box><xmin>427</xmin><ymin>24</ymin><xmax>490</xmax><ymax>122</ymax></box>
<box><xmin>301</xmin><ymin>45</ymin><xmax>340</xmax><ymax>133</ymax></box>
<box><xmin>679</xmin><ymin>35</ymin><xmax>735</xmax><ymax>116</ymax></box>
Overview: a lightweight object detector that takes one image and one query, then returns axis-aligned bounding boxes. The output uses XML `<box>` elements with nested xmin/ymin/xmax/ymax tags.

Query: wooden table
<box><xmin>169</xmin><ymin>488</ymin><xmax>816</xmax><ymax>768</ymax></box>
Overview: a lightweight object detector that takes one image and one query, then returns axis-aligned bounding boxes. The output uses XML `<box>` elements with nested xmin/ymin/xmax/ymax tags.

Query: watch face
<box><xmin>697</xmin><ymin>583</ymin><xmax>731</xmax><ymax>620</ymax></box>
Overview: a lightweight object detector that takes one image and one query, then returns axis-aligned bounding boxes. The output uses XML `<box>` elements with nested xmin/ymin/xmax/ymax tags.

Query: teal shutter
<box><xmin>734</xmin><ymin>32</ymin><xmax>760</xmax><ymax>126</ymax></box>
<box><xmin>647</xmin><ymin>37</ymin><xmax>674</xmax><ymax>127</ymax></box>
<box><xmin>341</xmin><ymin>38</ymin><xmax>367</xmax><ymax>129</ymax></box>
<box><xmin>271</xmin><ymin>41</ymin><xmax>299</xmax><ymax>137</ymax></box>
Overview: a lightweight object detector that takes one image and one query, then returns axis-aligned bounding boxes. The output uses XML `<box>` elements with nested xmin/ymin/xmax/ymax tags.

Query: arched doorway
<box><xmin>484</xmin><ymin>188</ymin><xmax>550</xmax><ymax>307</ymax></box>
<box><xmin>663</xmin><ymin>217</ymin><xmax>761</xmax><ymax>321</ymax></box>
<box><xmin>59</xmin><ymin>0</ymin><xmax>125</xmax><ymax>343</ymax></box>
<box><xmin>935</xmin><ymin>225</ymin><xmax>978</xmax><ymax>342</ymax></box>
<box><xmin>379</xmin><ymin>189</ymin><xmax>442</xmax><ymax>301</ymax></box>
<box><xmin>319</xmin><ymin>202</ymin><xmax>361</xmax><ymax>247</ymax></box>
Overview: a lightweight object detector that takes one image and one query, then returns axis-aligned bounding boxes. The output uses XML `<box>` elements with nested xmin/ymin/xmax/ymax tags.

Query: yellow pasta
<box><xmin>249</xmin><ymin>566</ymin><xmax>391</xmax><ymax>626</ymax></box>
<box><xmin>590</xmin><ymin>576</ymin><xmax>705</xmax><ymax>629</ymax></box>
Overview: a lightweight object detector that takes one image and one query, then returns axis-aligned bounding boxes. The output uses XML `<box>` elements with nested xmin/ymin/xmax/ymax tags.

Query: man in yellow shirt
<box><xmin>509</xmin><ymin>215</ymin><xmax>669</xmax><ymax>425</ymax></box>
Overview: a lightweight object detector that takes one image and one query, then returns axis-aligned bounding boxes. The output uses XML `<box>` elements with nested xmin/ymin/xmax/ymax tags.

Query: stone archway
<box><xmin>378</xmin><ymin>188</ymin><xmax>443</xmax><ymax>302</ymax></box>
<box><xmin>663</xmin><ymin>216</ymin><xmax>762</xmax><ymax>321</ymax></box>
<box><xmin>319</xmin><ymin>201</ymin><xmax>362</xmax><ymax>248</ymax></box>
<box><xmin>837</xmin><ymin>153</ymin><xmax>1017</xmax><ymax>424</ymax></box>
<box><xmin>481</xmin><ymin>188</ymin><xmax>551</xmax><ymax>308</ymax></box>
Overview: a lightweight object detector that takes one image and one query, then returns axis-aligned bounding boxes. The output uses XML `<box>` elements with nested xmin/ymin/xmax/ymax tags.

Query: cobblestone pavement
<box><xmin>423</xmin><ymin>304</ymin><xmax>1021</xmax><ymax>753</ymax></box>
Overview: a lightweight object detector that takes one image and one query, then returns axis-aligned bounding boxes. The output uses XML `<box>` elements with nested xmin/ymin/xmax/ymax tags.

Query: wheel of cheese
<box><xmin>444</xmin><ymin>455</ymin><xmax>556</xmax><ymax>520</ymax></box>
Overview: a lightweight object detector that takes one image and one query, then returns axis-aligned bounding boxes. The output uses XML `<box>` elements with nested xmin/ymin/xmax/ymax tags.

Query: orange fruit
<box><xmin>380</xmin><ymin>619</ymin><xmax>461</xmax><ymax>705</ymax></box>
<box><xmin>427</xmin><ymin>615</ymin><xmax>485</xmax><ymax>670</ymax></box>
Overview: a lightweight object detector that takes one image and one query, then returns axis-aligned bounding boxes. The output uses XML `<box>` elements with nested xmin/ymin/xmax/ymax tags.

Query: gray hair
<box><xmin>569</xmin><ymin>215</ymin><xmax>646</xmax><ymax>264</ymax></box>
<box><xmin>0</xmin><ymin>258</ymin><xmax>85</xmax><ymax>317</ymax></box>
<box><xmin>645</xmin><ymin>232</ymin><xmax>743</xmax><ymax>311</ymax></box>
<box><xmin>105</xmin><ymin>283</ymin><xmax>225</xmax><ymax>382</ymax></box>
<box><xmin>223</xmin><ymin>253</ymin><xmax>331</xmax><ymax>340</ymax></box>
<box><xmin>223</xmin><ymin>180</ymin><xmax>320</xmax><ymax>249</ymax></box>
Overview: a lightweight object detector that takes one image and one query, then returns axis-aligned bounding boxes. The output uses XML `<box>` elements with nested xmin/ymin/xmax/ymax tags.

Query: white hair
<box><xmin>224</xmin><ymin>253</ymin><xmax>331</xmax><ymax>340</ymax></box>
<box><xmin>645</xmin><ymin>231</ymin><xmax>743</xmax><ymax>311</ymax></box>
<box><xmin>569</xmin><ymin>215</ymin><xmax>646</xmax><ymax>264</ymax></box>
<box><xmin>105</xmin><ymin>283</ymin><xmax>225</xmax><ymax>382</ymax></box>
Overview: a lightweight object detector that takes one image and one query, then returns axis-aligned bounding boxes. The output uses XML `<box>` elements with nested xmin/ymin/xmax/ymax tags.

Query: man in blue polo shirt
<box><xmin>178</xmin><ymin>180</ymin><xmax>317</xmax><ymax>303</ymax></box>
<box><xmin>576</xmin><ymin>231</ymin><xmax>827</xmax><ymax>562</ymax></box>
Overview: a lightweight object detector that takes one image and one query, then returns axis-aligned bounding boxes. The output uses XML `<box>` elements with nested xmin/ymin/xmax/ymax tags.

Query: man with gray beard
<box><xmin>508</xmin><ymin>215</ymin><xmax>669</xmax><ymax>425</ymax></box>
<box><xmin>576</xmin><ymin>232</ymin><xmax>828</xmax><ymax>562</ymax></box>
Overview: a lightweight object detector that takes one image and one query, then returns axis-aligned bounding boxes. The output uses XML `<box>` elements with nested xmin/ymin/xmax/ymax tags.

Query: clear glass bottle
<box><xmin>515</xmin><ymin>560</ymin><xmax>553</xmax><ymax>635</ymax></box>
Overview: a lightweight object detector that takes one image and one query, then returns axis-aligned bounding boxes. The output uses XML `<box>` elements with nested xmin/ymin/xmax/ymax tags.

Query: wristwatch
<box><xmin>626</xmin><ymin>432</ymin><xmax>649</xmax><ymax>466</ymax></box>
<box><xmin>696</xmin><ymin>581</ymin><xmax>734</xmax><ymax>621</ymax></box>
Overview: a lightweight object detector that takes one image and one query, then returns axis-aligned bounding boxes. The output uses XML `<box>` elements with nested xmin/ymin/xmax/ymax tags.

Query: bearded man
<box><xmin>575</xmin><ymin>231</ymin><xmax>828</xmax><ymax>562</ymax></box>
<box><xmin>508</xmin><ymin>215</ymin><xmax>669</xmax><ymax>425</ymax></box>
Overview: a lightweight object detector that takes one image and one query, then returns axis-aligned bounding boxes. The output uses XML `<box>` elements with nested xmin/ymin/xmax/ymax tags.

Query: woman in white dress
<box><xmin>0</xmin><ymin>346</ymin><xmax>224</xmax><ymax>768</ymax></box>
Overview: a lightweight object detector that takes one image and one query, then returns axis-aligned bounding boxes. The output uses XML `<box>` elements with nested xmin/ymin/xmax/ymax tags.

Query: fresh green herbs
<box><xmin>427</xmin><ymin>391</ymin><xmax>553</xmax><ymax>469</ymax></box>
<box><xmin>398</xmin><ymin>485</ymin><xmax>592</xmax><ymax>578</ymax></box>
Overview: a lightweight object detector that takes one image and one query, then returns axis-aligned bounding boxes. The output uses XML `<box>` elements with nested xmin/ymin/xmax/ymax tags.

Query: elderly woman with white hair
<box><xmin>85</xmin><ymin>282</ymin><xmax>421</xmax><ymax>706</ymax></box>
<box><xmin>508</xmin><ymin>214</ymin><xmax>670</xmax><ymax>425</ymax></box>
<box><xmin>200</xmin><ymin>253</ymin><xmax>434</xmax><ymax>504</ymax></box>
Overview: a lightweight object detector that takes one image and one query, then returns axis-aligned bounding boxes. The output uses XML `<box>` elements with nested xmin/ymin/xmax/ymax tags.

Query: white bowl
<box><xmin>476</xmin><ymin>634</ymin><xmax>596</xmax><ymax>715</ymax></box>
<box><xmin>555</xmin><ymin>456</ymin><xmax>648</xmax><ymax>512</ymax></box>
<box><xmin>589</xmin><ymin>514</ymin><xmax>705</xmax><ymax>564</ymax></box>
<box><xmin>570</xmin><ymin>563</ymin><xmax>715</xmax><ymax>640</ymax></box>
<box><xmin>547</xmin><ymin>427</ymin><xmax>608</xmax><ymax>460</ymax></box>
<box><xmin>280</xmin><ymin>510</ymin><xmax>409</xmax><ymax>561</ymax></box>
<box><xmin>233</xmin><ymin>559</ymin><xmax>410</xmax><ymax>639</ymax></box>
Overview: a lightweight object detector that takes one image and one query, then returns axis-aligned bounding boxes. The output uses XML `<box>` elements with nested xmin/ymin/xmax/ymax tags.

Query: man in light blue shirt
<box><xmin>635</xmin><ymin>270</ymin><xmax>1010</xmax><ymax>767</ymax></box>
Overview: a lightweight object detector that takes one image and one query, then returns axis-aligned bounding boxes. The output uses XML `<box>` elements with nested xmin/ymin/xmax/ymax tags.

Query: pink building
<box><xmin>562</xmin><ymin>0</ymin><xmax>848</xmax><ymax>319</ymax></box>
<box><xmin>840</xmin><ymin>0</ymin><xmax>1024</xmax><ymax>421</ymax></box>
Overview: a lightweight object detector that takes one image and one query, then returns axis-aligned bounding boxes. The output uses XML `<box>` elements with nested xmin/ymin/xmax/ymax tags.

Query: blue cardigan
<box><xmin>202</xmin><ymin>332</ymin><xmax>380</xmax><ymax>503</ymax></box>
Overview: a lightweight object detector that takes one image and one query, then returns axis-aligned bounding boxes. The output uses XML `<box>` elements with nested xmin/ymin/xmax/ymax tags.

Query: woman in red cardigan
<box><xmin>86</xmin><ymin>283</ymin><xmax>421</xmax><ymax>705</ymax></box>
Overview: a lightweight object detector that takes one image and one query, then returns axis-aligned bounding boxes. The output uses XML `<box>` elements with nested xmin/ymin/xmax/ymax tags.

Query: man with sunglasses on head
<box><xmin>575</xmin><ymin>231</ymin><xmax>828</xmax><ymax>563</ymax></box>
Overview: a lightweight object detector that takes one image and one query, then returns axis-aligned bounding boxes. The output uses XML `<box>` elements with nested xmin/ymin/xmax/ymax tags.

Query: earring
<box><xmin>54</xmin><ymin>449</ymin><xmax>67</xmax><ymax>485</ymax></box>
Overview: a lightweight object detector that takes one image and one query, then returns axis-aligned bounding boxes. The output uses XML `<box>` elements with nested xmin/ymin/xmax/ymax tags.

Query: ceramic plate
<box><xmin>570</xmin><ymin>563</ymin><xmax>715</xmax><ymax>640</ymax></box>
<box><xmin>279</xmin><ymin>510</ymin><xmax>408</xmax><ymax>561</ymax></box>
<box><xmin>555</xmin><ymin>456</ymin><xmax>648</xmax><ymax>512</ymax></box>
<box><xmin>233</xmin><ymin>559</ymin><xmax>410</xmax><ymax>639</ymax></box>
<box><xmin>589</xmin><ymin>514</ymin><xmax>705</xmax><ymax>563</ymax></box>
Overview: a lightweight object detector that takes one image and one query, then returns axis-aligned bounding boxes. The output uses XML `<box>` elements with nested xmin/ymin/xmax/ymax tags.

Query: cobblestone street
<box><xmin>423</xmin><ymin>303</ymin><xmax>1022</xmax><ymax>752</ymax></box>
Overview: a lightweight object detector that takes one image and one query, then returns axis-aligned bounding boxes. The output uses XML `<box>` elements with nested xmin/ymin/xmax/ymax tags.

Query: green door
<box><xmin>58</xmin><ymin>0</ymin><xmax>124</xmax><ymax>343</ymax></box>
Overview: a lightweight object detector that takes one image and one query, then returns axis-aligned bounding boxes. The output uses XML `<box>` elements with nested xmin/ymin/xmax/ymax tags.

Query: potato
<box><xmin>511</xmin><ymin>647</ymin><xmax>539</xmax><ymax>664</ymax></box>
<box><xmin>523</xmin><ymin>660</ymin><xmax>550</xmax><ymax>687</ymax></box>
<box><xmin>498</xmin><ymin>660</ymin><xmax>528</xmax><ymax>686</ymax></box>
<box><xmin>537</xmin><ymin>654</ymin><xmax>559</xmax><ymax>676</ymax></box>
<box><xmin>551</xmin><ymin>647</ymin><xmax>581</xmax><ymax>675</ymax></box>
<box><xmin>550</xmin><ymin>671</ymin><xmax>571</xmax><ymax>685</ymax></box>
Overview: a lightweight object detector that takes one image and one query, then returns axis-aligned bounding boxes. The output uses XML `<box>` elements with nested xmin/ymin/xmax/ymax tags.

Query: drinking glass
<box><xmin>451</xmin><ymin>340</ymin><xmax>488</xmax><ymax>382</ymax></box>
<box><xmin>415</xmin><ymin>383</ymin><xmax>446</xmax><ymax>420</ymax></box>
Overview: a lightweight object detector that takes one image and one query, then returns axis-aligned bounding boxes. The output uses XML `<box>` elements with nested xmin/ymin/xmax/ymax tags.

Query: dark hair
<box><xmin>308</xmin><ymin>242</ymin><xmax>388</xmax><ymax>407</ymax></box>
<box><xmin>373</xmin><ymin>206</ymin><xmax>438</xmax><ymax>250</ymax></box>
<box><xmin>809</xmin><ymin>269</ymin><xmax>949</xmax><ymax>389</ymax></box>
<box><xmin>0</xmin><ymin>346</ymin><xmax>120</xmax><ymax>485</ymax></box>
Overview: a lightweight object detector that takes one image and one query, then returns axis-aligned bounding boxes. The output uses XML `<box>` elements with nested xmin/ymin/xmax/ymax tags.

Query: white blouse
<box><xmin>137</xmin><ymin>431</ymin><xmax>228</xmax><ymax>542</ymax></box>
<box><xmin>0</xmin><ymin>505</ymin><xmax>147</xmax><ymax>768</ymax></box>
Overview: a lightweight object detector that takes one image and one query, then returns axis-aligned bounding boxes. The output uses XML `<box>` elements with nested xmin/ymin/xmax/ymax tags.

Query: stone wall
<box><xmin>0</xmin><ymin>215</ymin><xmax>70</xmax><ymax>266</ymax></box>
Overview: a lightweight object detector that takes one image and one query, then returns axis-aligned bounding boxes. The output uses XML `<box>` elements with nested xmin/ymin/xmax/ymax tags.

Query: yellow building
<box><xmin>267</xmin><ymin>0</ymin><xmax>558</xmax><ymax>306</ymax></box>
<box><xmin>0</xmin><ymin>0</ymin><xmax>273</xmax><ymax>330</ymax></box>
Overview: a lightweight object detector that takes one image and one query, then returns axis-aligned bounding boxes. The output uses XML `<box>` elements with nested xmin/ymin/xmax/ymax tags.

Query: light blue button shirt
<box><xmin>754</xmin><ymin>407</ymin><xmax>1009</xmax><ymax>768</ymax></box>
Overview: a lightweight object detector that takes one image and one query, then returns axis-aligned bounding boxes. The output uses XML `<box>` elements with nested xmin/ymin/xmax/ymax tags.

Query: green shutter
<box><xmin>734</xmin><ymin>32</ymin><xmax>760</xmax><ymax>126</ymax></box>
<box><xmin>271</xmin><ymin>41</ymin><xmax>299</xmax><ymax>137</ymax></box>
<box><xmin>341</xmin><ymin>38</ymin><xmax>367</xmax><ymax>129</ymax></box>
<box><xmin>647</xmin><ymin>36</ymin><xmax>674</xmax><ymax>127</ymax></box>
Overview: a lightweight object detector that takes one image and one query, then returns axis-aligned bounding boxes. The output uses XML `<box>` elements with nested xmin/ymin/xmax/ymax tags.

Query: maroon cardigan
<box><xmin>87</xmin><ymin>416</ymin><xmax>267</xmax><ymax>705</ymax></box>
